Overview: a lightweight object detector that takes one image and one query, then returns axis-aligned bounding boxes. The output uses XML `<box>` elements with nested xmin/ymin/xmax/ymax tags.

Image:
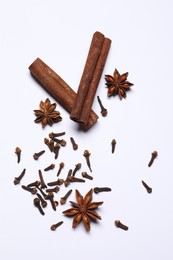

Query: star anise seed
<box><xmin>62</xmin><ymin>189</ymin><xmax>103</xmax><ymax>231</ymax></box>
<box><xmin>34</xmin><ymin>98</ymin><xmax>62</xmax><ymax>128</ymax></box>
<box><xmin>105</xmin><ymin>68</ymin><xmax>133</xmax><ymax>100</ymax></box>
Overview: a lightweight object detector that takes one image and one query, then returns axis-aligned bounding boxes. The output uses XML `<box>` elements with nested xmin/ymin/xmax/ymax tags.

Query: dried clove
<box><xmin>38</xmin><ymin>170</ymin><xmax>47</xmax><ymax>189</ymax></box>
<box><xmin>115</xmin><ymin>220</ymin><xmax>128</xmax><ymax>231</ymax></box>
<box><xmin>33</xmin><ymin>198</ymin><xmax>45</xmax><ymax>215</ymax></box>
<box><xmin>83</xmin><ymin>150</ymin><xmax>92</xmax><ymax>172</ymax></box>
<box><xmin>33</xmin><ymin>150</ymin><xmax>45</xmax><ymax>160</ymax></box>
<box><xmin>81</xmin><ymin>171</ymin><xmax>93</xmax><ymax>180</ymax></box>
<box><xmin>50</xmin><ymin>221</ymin><xmax>63</xmax><ymax>231</ymax></box>
<box><xmin>44</xmin><ymin>138</ymin><xmax>53</xmax><ymax>152</ymax></box>
<box><xmin>64</xmin><ymin>169</ymin><xmax>73</xmax><ymax>187</ymax></box>
<box><xmin>21</xmin><ymin>185</ymin><xmax>37</xmax><ymax>195</ymax></box>
<box><xmin>54</xmin><ymin>143</ymin><xmax>60</xmax><ymax>159</ymax></box>
<box><xmin>27</xmin><ymin>180</ymin><xmax>40</xmax><ymax>188</ymax></box>
<box><xmin>51</xmin><ymin>137</ymin><xmax>66</xmax><ymax>147</ymax></box>
<box><xmin>111</xmin><ymin>139</ymin><xmax>116</xmax><ymax>153</ymax></box>
<box><xmin>68</xmin><ymin>176</ymin><xmax>85</xmax><ymax>183</ymax></box>
<box><xmin>47</xmin><ymin>178</ymin><xmax>64</xmax><ymax>187</ymax></box>
<box><xmin>97</xmin><ymin>96</ymin><xmax>108</xmax><ymax>117</ymax></box>
<box><xmin>94</xmin><ymin>187</ymin><xmax>112</xmax><ymax>194</ymax></box>
<box><xmin>44</xmin><ymin>163</ymin><xmax>55</xmax><ymax>171</ymax></box>
<box><xmin>36</xmin><ymin>193</ymin><xmax>47</xmax><ymax>208</ymax></box>
<box><xmin>70</xmin><ymin>137</ymin><xmax>78</xmax><ymax>150</ymax></box>
<box><xmin>49</xmin><ymin>132</ymin><xmax>65</xmax><ymax>138</ymax></box>
<box><xmin>15</xmin><ymin>147</ymin><xmax>21</xmax><ymax>163</ymax></box>
<box><xmin>57</xmin><ymin>162</ymin><xmax>65</xmax><ymax>176</ymax></box>
<box><xmin>46</xmin><ymin>186</ymin><xmax>60</xmax><ymax>193</ymax></box>
<box><xmin>60</xmin><ymin>189</ymin><xmax>73</xmax><ymax>205</ymax></box>
<box><xmin>72</xmin><ymin>163</ymin><xmax>82</xmax><ymax>176</ymax></box>
<box><xmin>142</xmin><ymin>180</ymin><xmax>152</xmax><ymax>193</ymax></box>
<box><xmin>45</xmin><ymin>192</ymin><xmax>56</xmax><ymax>211</ymax></box>
<box><xmin>14</xmin><ymin>168</ymin><xmax>26</xmax><ymax>185</ymax></box>
<box><xmin>148</xmin><ymin>150</ymin><xmax>158</xmax><ymax>167</ymax></box>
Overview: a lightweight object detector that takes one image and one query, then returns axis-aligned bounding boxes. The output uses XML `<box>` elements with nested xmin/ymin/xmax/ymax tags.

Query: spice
<box><xmin>47</xmin><ymin>178</ymin><xmax>64</xmax><ymax>187</ymax></box>
<box><xmin>60</xmin><ymin>189</ymin><xmax>73</xmax><ymax>205</ymax></box>
<box><xmin>142</xmin><ymin>180</ymin><xmax>152</xmax><ymax>193</ymax></box>
<box><xmin>148</xmin><ymin>150</ymin><xmax>158</xmax><ymax>167</ymax></box>
<box><xmin>111</xmin><ymin>139</ymin><xmax>116</xmax><ymax>153</ymax></box>
<box><xmin>51</xmin><ymin>137</ymin><xmax>66</xmax><ymax>147</ymax></box>
<box><xmin>70</xmin><ymin>137</ymin><xmax>78</xmax><ymax>150</ymax></box>
<box><xmin>34</xmin><ymin>98</ymin><xmax>62</xmax><ymax>128</ymax></box>
<box><xmin>97</xmin><ymin>96</ymin><xmax>107</xmax><ymax>117</ymax></box>
<box><xmin>83</xmin><ymin>150</ymin><xmax>92</xmax><ymax>172</ymax></box>
<box><xmin>13</xmin><ymin>168</ymin><xmax>26</xmax><ymax>185</ymax></box>
<box><xmin>46</xmin><ymin>186</ymin><xmax>60</xmax><ymax>193</ymax></box>
<box><xmin>45</xmin><ymin>192</ymin><xmax>56</xmax><ymax>211</ymax></box>
<box><xmin>36</xmin><ymin>193</ymin><xmax>47</xmax><ymax>208</ymax></box>
<box><xmin>63</xmin><ymin>189</ymin><xmax>103</xmax><ymax>231</ymax></box>
<box><xmin>68</xmin><ymin>176</ymin><xmax>85</xmax><ymax>183</ymax></box>
<box><xmin>50</xmin><ymin>221</ymin><xmax>63</xmax><ymax>231</ymax></box>
<box><xmin>115</xmin><ymin>220</ymin><xmax>128</xmax><ymax>231</ymax></box>
<box><xmin>81</xmin><ymin>172</ymin><xmax>93</xmax><ymax>180</ymax></box>
<box><xmin>49</xmin><ymin>132</ymin><xmax>66</xmax><ymax>138</ymax></box>
<box><xmin>33</xmin><ymin>198</ymin><xmax>45</xmax><ymax>216</ymax></box>
<box><xmin>94</xmin><ymin>187</ymin><xmax>112</xmax><ymax>194</ymax></box>
<box><xmin>29</xmin><ymin>58</ymin><xmax>98</xmax><ymax>131</ymax></box>
<box><xmin>33</xmin><ymin>150</ymin><xmax>45</xmax><ymax>160</ymax></box>
<box><xmin>15</xmin><ymin>147</ymin><xmax>21</xmax><ymax>163</ymax></box>
<box><xmin>64</xmin><ymin>169</ymin><xmax>73</xmax><ymax>187</ymax></box>
<box><xmin>105</xmin><ymin>68</ymin><xmax>133</xmax><ymax>99</ymax></box>
<box><xmin>27</xmin><ymin>180</ymin><xmax>40</xmax><ymax>188</ymax></box>
<box><xmin>54</xmin><ymin>143</ymin><xmax>60</xmax><ymax>159</ymax></box>
<box><xmin>44</xmin><ymin>163</ymin><xmax>55</xmax><ymax>171</ymax></box>
<box><xmin>21</xmin><ymin>185</ymin><xmax>37</xmax><ymax>195</ymax></box>
<box><xmin>44</xmin><ymin>138</ymin><xmax>53</xmax><ymax>152</ymax></box>
<box><xmin>70</xmin><ymin>32</ymin><xmax>111</xmax><ymax>125</ymax></box>
<box><xmin>57</xmin><ymin>162</ymin><xmax>65</xmax><ymax>176</ymax></box>
<box><xmin>38</xmin><ymin>170</ymin><xmax>47</xmax><ymax>189</ymax></box>
<box><xmin>72</xmin><ymin>163</ymin><xmax>82</xmax><ymax>176</ymax></box>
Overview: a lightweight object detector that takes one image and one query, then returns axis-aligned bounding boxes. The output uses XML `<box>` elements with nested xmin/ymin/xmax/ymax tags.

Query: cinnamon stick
<box><xmin>70</xmin><ymin>31</ymin><xmax>111</xmax><ymax>125</ymax></box>
<box><xmin>79</xmin><ymin>37</ymin><xmax>111</xmax><ymax>125</ymax></box>
<box><xmin>28</xmin><ymin>58</ymin><xmax>98</xmax><ymax>131</ymax></box>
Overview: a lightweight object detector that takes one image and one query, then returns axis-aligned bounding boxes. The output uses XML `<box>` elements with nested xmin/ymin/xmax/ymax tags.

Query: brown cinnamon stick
<box><xmin>79</xmin><ymin>37</ymin><xmax>111</xmax><ymax>125</ymax></box>
<box><xmin>28</xmin><ymin>58</ymin><xmax>98</xmax><ymax>131</ymax></box>
<box><xmin>70</xmin><ymin>32</ymin><xmax>111</xmax><ymax>125</ymax></box>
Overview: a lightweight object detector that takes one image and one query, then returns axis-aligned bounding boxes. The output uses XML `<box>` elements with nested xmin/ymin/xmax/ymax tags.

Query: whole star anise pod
<box><xmin>105</xmin><ymin>68</ymin><xmax>133</xmax><ymax>99</ymax></box>
<box><xmin>62</xmin><ymin>189</ymin><xmax>103</xmax><ymax>231</ymax></box>
<box><xmin>34</xmin><ymin>98</ymin><xmax>62</xmax><ymax>128</ymax></box>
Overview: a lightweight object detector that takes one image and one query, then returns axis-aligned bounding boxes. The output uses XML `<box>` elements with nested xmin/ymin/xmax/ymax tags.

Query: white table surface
<box><xmin>1</xmin><ymin>1</ymin><xmax>173</xmax><ymax>259</ymax></box>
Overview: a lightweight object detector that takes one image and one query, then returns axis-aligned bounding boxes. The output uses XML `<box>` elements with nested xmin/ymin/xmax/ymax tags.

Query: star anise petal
<box><xmin>119</xmin><ymin>72</ymin><xmax>128</xmax><ymax>82</ymax></box>
<box><xmin>87</xmin><ymin>201</ymin><xmax>103</xmax><ymax>210</ymax></box>
<box><xmin>75</xmin><ymin>189</ymin><xmax>84</xmax><ymax>206</ymax></box>
<box><xmin>82</xmin><ymin>214</ymin><xmax>90</xmax><ymax>231</ymax></box>
<box><xmin>86</xmin><ymin>210</ymin><xmax>102</xmax><ymax>220</ymax></box>
<box><xmin>62</xmin><ymin>208</ymin><xmax>79</xmax><ymax>216</ymax></box>
<box><xmin>84</xmin><ymin>188</ymin><xmax>93</xmax><ymax>205</ymax></box>
<box><xmin>113</xmin><ymin>68</ymin><xmax>120</xmax><ymax>80</ymax></box>
<box><xmin>118</xmin><ymin>88</ymin><xmax>126</xmax><ymax>99</ymax></box>
<box><xmin>105</xmin><ymin>75</ymin><xmax>115</xmax><ymax>83</ymax></box>
<box><xmin>107</xmin><ymin>85</ymin><xmax>116</xmax><ymax>97</ymax></box>
<box><xmin>72</xmin><ymin>213</ymin><xmax>82</xmax><ymax>228</ymax></box>
<box><xmin>121</xmin><ymin>81</ymin><xmax>134</xmax><ymax>89</ymax></box>
<box><xmin>34</xmin><ymin>115</ymin><xmax>44</xmax><ymax>123</ymax></box>
<box><xmin>42</xmin><ymin>117</ymin><xmax>48</xmax><ymax>128</ymax></box>
<box><xmin>48</xmin><ymin>103</ymin><xmax>57</xmax><ymax>113</ymax></box>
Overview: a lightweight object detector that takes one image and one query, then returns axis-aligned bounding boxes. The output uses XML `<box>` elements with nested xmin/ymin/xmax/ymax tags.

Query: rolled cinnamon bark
<box><xmin>28</xmin><ymin>58</ymin><xmax>98</xmax><ymax>131</ymax></box>
<box><xmin>70</xmin><ymin>31</ymin><xmax>105</xmax><ymax>122</ymax></box>
<box><xmin>79</xmin><ymin>37</ymin><xmax>111</xmax><ymax>125</ymax></box>
<box><xmin>70</xmin><ymin>31</ymin><xmax>111</xmax><ymax>125</ymax></box>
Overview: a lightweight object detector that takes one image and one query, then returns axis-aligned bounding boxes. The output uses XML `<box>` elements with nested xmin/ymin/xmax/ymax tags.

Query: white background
<box><xmin>1</xmin><ymin>0</ymin><xmax>173</xmax><ymax>259</ymax></box>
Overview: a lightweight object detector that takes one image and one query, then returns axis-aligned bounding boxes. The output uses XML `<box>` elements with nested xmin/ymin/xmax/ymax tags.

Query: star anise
<box><xmin>34</xmin><ymin>98</ymin><xmax>62</xmax><ymax>128</ymax></box>
<box><xmin>62</xmin><ymin>189</ymin><xmax>103</xmax><ymax>231</ymax></box>
<box><xmin>105</xmin><ymin>68</ymin><xmax>133</xmax><ymax>99</ymax></box>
